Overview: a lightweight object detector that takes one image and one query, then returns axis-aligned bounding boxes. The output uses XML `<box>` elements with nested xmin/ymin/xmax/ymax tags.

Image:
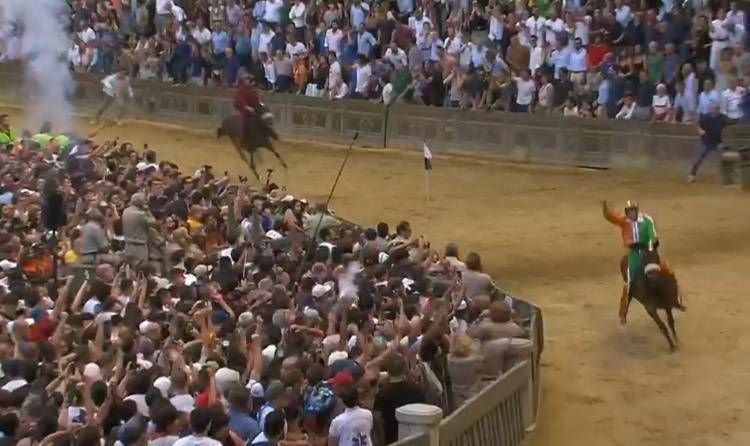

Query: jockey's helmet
<box><xmin>624</xmin><ymin>200</ymin><xmax>639</xmax><ymax>219</ymax></box>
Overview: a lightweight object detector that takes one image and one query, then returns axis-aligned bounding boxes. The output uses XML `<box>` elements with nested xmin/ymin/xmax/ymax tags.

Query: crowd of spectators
<box><xmin>0</xmin><ymin>112</ymin><xmax>532</xmax><ymax>446</ymax></box>
<box><xmin>1</xmin><ymin>0</ymin><xmax>748</xmax><ymax>123</ymax></box>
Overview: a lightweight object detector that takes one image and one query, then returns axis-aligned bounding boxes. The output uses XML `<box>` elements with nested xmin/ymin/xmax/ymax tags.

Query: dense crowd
<box><xmin>1</xmin><ymin>0</ymin><xmax>748</xmax><ymax>123</ymax></box>
<box><xmin>0</xmin><ymin>111</ymin><xmax>532</xmax><ymax>446</ymax></box>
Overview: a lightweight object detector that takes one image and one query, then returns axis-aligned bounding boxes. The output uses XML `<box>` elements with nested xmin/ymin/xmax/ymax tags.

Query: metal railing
<box><xmin>439</xmin><ymin>361</ymin><xmax>532</xmax><ymax>446</ymax></box>
<box><xmin>391</xmin><ymin>433</ymin><xmax>432</xmax><ymax>446</ymax></box>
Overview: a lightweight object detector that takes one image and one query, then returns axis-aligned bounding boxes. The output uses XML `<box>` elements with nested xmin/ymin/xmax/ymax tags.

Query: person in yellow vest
<box><xmin>0</xmin><ymin>114</ymin><xmax>16</xmax><ymax>149</ymax></box>
<box><xmin>32</xmin><ymin>122</ymin><xmax>55</xmax><ymax>149</ymax></box>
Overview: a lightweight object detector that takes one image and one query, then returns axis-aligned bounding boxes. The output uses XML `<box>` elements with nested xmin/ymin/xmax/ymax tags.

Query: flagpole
<box><xmin>425</xmin><ymin>168</ymin><xmax>431</xmax><ymax>203</ymax></box>
<box><xmin>422</xmin><ymin>139</ymin><xmax>432</xmax><ymax>203</ymax></box>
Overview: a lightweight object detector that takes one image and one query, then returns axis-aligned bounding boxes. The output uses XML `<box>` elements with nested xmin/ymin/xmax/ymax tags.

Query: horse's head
<box><xmin>642</xmin><ymin>249</ymin><xmax>662</xmax><ymax>283</ymax></box>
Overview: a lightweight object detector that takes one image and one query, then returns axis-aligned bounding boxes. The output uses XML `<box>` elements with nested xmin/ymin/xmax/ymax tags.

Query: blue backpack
<box><xmin>303</xmin><ymin>383</ymin><xmax>336</xmax><ymax>417</ymax></box>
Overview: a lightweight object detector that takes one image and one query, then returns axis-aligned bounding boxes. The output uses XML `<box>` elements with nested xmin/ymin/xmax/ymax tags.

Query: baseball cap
<box><xmin>215</xmin><ymin>367</ymin><xmax>241</xmax><ymax>394</ymax></box>
<box><xmin>326</xmin><ymin>371</ymin><xmax>354</xmax><ymax>387</ymax></box>
<box><xmin>153</xmin><ymin>376</ymin><xmax>171</xmax><ymax>398</ymax></box>
<box><xmin>327</xmin><ymin>350</ymin><xmax>349</xmax><ymax>366</ymax></box>
<box><xmin>312</xmin><ymin>283</ymin><xmax>332</xmax><ymax>298</ymax></box>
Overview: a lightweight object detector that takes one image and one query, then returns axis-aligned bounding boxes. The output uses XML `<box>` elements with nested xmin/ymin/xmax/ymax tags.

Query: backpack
<box><xmin>303</xmin><ymin>382</ymin><xmax>336</xmax><ymax>417</ymax></box>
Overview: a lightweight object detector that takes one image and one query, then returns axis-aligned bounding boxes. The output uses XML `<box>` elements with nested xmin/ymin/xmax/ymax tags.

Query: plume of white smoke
<box><xmin>0</xmin><ymin>0</ymin><xmax>74</xmax><ymax>132</ymax></box>
<box><xmin>338</xmin><ymin>261</ymin><xmax>361</xmax><ymax>301</ymax></box>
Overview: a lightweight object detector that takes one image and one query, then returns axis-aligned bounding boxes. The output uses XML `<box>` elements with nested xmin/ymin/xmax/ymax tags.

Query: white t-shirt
<box><xmin>525</xmin><ymin>16</ymin><xmax>544</xmax><ymax>41</ymax></box>
<box><xmin>286</xmin><ymin>42</ymin><xmax>307</xmax><ymax>57</ymax></box>
<box><xmin>125</xmin><ymin>393</ymin><xmax>150</xmax><ymax>417</ymax></box>
<box><xmin>171</xmin><ymin>4</ymin><xmax>187</xmax><ymax>22</ymax></box>
<box><xmin>355</xmin><ymin>64</ymin><xmax>372</xmax><ymax>94</ymax></box>
<box><xmin>172</xmin><ymin>435</ymin><xmax>222</xmax><ymax>446</ymax></box>
<box><xmin>515</xmin><ymin>78</ymin><xmax>536</xmax><ymax>105</ymax></box>
<box><xmin>264</xmin><ymin>0</ymin><xmax>283</xmax><ymax>23</ymax></box>
<box><xmin>544</xmin><ymin>18</ymin><xmax>565</xmax><ymax>46</ymax></box>
<box><xmin>83</xmin><ymin>297</ymin><xmax>102</xmax><ymax>315</ymax></box>
<box><xmin>78</xmin><ymin>27</ymin><xmax>97</xmax><ymax>44</ymax></box>
<box><xmin>382</xmin><ymin>83</ymin><xmax>395</xmax><ymax>105</ymax></box>
<box><xmin>258</xmin><ymin>31</ymin><xmax>275</xmax><ymax>56</ymax></box>
<box><xmin>384</xmin><ymin>47</ymin><xmax>407</xmax><ymax>67</ymax></box>
<box><xmin>156</xmin><ymin>0</ymin><xmax>172</xmax><ymax>15</ymax></box>
<box><xmin>328</xmin><ymin>60</ymin><xmax>342</xmax><ymax>87</ymax></box>
<box><xmin>289</xmin><ymin>2</ymin><xmax>307</xmax><ymax>28</ymax></box>
<box><xmin>192</xmin><ymin>27</ymin><xmax>212</xmax><ymax>46</ymax></box>
<box><xmin>722</xmin><ymin>87</ymin><xmax>746</xmax><ymax>119</ymax></box>
<box><xmin>1</xmin><ymin>378</ymin><xmax>27</xmax><ymax>392</ymax></box>
<box><xmin>652</xmin><ymin>94</ymin><xmax>671</xmax><ymax>114</ymax></box>
<box><xmin>332</xmin><ymin>82</ymin><xmax>349</xmax><ymax>99</ymax></box>
<box><xmin>329</xmin><ymin>407</ymin><xmax>374</xmax><ymax>446</ymax></box>
<box><xmin>574</xmin><ymin>15</ymin><xmax>591</xmax><ymax>45</ymax></box>
<box><xmin>443</xmin><ymin>34</ymin><xmax>463</xmax><ymax>55</ymax></box>
<box><xmin>325</xmin><ymin>29</ymin><xmax>344</xmax><ymax>55</ymax></box>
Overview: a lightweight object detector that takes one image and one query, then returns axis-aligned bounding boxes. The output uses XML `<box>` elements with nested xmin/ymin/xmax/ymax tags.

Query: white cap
<box><xmin>136</xmin><ymin>162</ymin><xmax>149</xmax><ymax>172</ymax></box>
<box><xmin>327</xmin><ymin>350</ymin><xmax>348</xmax><ymax>366</ymax></box>
<box><xmin>153</xmin><ymin>377</ymin><xmax>171</xmax><ymax>398</ymax></box>
<box><xmin>246</xmin><ymin>380</ymin><xmax>264</xmax><ymax>398</ymax></box>
<box><xmin>265</xmin><ymin>230</ymin><xmax>283</xmax><ymax>240</ymax></box>
<box><xmin>312</xmin><ymin>283</ymin><xmax>332</xmax><ymax>298</ymax></box>
<box><xmin>303</xmin><ymin>307</ymin><xmax>320</xmax><ymax>320</ymax></box>
<box><xmin>215</xmin><ymin>367</ymin><xmax>241</xmax><ymax>394</ymax></box>
<box><xmin>170</xmin><ymin>394</ymin><xmax>195</xmax><ymax>413</ymax></box>
<box><xmin>83</xmin><ymin>362</ymin><xmax>102</xmax><ymax>382</ymax></box>
<box><xmin>280</xmin><ymin>194</ymin><xmax>294</xmax><ymax>202</ymax></box>
<box><xmin>238</xmin><ymin>311</ymin><xmax>255</xmax><ymax>326</ymax></box>
<box><xmin>262</xmin><ymin>344</ymin><xmax>277</xmax><ymax>363</ymax></box>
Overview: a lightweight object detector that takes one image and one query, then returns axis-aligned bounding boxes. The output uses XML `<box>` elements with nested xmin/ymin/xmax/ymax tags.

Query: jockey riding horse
<box><xmin>602</xmin><ymin>200</ymin><xmax>674</xmax><ymax>324</ymax></box>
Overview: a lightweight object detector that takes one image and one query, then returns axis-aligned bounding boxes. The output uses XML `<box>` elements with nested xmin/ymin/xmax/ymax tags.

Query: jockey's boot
<box><xmin>619</xmin><ymin>284</ymin><xmax>629</xmax><ymax>325</ymax></box>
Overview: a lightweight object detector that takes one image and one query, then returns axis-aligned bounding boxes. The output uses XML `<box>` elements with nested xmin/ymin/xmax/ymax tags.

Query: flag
<box><xmin>423</xmin><ymin>141</ymin><xmax>433</xmax><ymax>170</ymax></box>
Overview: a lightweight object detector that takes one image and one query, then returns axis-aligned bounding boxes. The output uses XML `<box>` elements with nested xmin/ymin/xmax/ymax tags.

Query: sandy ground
<box><xmin>6</xmin><ymin>106</ymin><xmax>750</xmax><ymax>445</ymax></box>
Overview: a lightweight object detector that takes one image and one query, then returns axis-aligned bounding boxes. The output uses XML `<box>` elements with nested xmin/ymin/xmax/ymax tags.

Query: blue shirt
<box><xmin>550</xmin><ymin>48</ymin><xmax>571</xmax><ymax>78</ymax></box>
<box><xmin>357</xmin><ymin>31</ymin><xmax>377</xmax><ymax>57</ymax></box>
<box><xmin>226</xmin><ymin>56</ymin><xmax>241</xmax><ymax>85</ymax></box>
<box><xmin>229</xmin><ymin>409</ymin><xmax>261</xmax><ymax>442</ymax></box>
<box><xmin>698</xmin><ymin>90</ymin><xmax>720</xmax><ymax>115</ymax></box>
<box><xmin>597</xmin><ymin>79</ymin><xmax>610</xmax><ymax>105</ymax></box>
<box><xmin>212</xmin><ymin>30</ymin><xmax>230</xmax><ymax>54</ymax></box>
<box><xmin>235</xmin><ymin>34</ymin><xmax>252</xmax><ymax>56</ymax></box>
<box><xmin>350</xmin><ymin>3</ymin><xmax>369</xmax><ymax>28</ymax></box>
<box><xmin>662</xmin><ymin>54</ymin><xmax>679</xmax><ymax>82</ymax></box>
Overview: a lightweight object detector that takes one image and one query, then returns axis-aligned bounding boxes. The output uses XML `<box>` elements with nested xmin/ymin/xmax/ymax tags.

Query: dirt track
<box><xmin>7</xmin><ymin>107</ymin><xmax>750</xmax><ymax>445</ymax></box>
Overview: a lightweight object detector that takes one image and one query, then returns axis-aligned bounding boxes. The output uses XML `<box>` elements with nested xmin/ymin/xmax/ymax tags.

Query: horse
<box><xmin>216</xmin><ymin>106</ymin><xmax>287</xmax><ymax>180</ymax></box>
<box><xmin>620</xmin><ymin>248</ymin><xmax>686</xmax><ymax>351</ymax></box>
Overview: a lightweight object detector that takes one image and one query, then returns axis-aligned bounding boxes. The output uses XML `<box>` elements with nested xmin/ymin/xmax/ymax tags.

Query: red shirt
<box><xmin>587</xmin><ymin>43</ymin><xmax>611</xmax><ymax>69</ymax></box>
<box><xmin>234</xmin><ymin>83</ymin><xmax>261</xmax><ymax>117</ymax></box>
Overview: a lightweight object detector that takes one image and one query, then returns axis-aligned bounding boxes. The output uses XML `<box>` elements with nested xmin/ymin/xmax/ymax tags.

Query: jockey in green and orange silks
<box><xmin>602</xmin><ymin>200</ymin><xmax>659</xmax><ymax>324</ymax></box>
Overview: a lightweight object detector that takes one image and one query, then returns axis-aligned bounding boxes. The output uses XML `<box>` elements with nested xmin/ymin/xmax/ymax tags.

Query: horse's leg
<box><xmin>665</xmin><ymin>307</ymin><xmax>679</xmax><ymax>346</ymax></box>
<box><xmin>231</xmin><ymin>138</ymin><xmax>253</xmax><ymax>171</ymax></box>
<box><xmin>644</xmin><ymin>305</ymin><xmax>676</xmax><ymax>351</ymax></box>
<box><xmin>249</xmin><ymin>150</ymin><xmax>260</xmax><ymax>181</ymax></box>
<box><xmin>265</xmin><ymin>141</ymin><xmax>288</xmax><ymax>169</ymax></box>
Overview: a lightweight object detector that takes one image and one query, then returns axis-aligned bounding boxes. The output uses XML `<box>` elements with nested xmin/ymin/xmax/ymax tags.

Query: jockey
<box><xmin>602</xmin><ymin>200</ymin><xmax>662</xmax><ymax>324</ymax></box>
<box><xmin>234</xmin><ymin>69</ymin><xmax>261</xmax><ymax>141</ymax></box>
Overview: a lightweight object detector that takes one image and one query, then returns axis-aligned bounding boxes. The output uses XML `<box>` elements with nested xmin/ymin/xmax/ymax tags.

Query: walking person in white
<box><xmin>721</xmin><ymin>76</ymin><xmax>746</xmax><ymax>122</ymax></box>
<box><xmin>329</xmin><ymin>387</ymin><xmax>374</xmax><ymax>446</ymax></box>
<box><xmin>709</xmin><ymin>9</ymin><xmax>730</xmax><ymax>71</ymax></box>
<box><xmin>92</xmin><ymin>67</ymin><xmax>134</xmax><ymax>125</ymax></box>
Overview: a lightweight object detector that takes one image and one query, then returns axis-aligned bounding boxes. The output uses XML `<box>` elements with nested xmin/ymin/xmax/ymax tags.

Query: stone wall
<box><xmin>3</xmin><ymin>63</ymin><xmax>749</xmax><ymax>172</ymax></box>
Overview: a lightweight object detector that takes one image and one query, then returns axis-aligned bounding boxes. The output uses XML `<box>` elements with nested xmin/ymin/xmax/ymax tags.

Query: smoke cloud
<box><xmin>0</xmin><ymin>0</ymin><xmax>74</xmax><ymax>132</ymax></box>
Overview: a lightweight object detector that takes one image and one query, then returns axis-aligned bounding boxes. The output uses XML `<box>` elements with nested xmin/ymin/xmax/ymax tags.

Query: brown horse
<box><xmin>620</xmin><ymin>249</ymin><xmax>686</xmax><ymax>351</ymax></box>
<box><xmin>216</xmin><ymin>107</ymin><xmax>287</xmax><ymax>180</ymax></box>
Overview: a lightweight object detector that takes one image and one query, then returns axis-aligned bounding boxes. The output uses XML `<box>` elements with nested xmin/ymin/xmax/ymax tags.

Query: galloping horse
<box><xmin>620</xmin><ymin>249</ymin><xmax>686</xmax><ymax>351</ymax></box>
<box><xmin>216</xmin><ymin>106</ymin><xmax>287</xmax><ymax>180</ymax></box>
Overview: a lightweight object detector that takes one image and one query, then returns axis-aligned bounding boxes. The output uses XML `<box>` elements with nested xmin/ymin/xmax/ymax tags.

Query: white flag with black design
<box><xmin>423</xmin><ymin>141</ymin><xmax>433</xmax><ymax>170</ymax></box>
